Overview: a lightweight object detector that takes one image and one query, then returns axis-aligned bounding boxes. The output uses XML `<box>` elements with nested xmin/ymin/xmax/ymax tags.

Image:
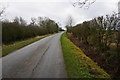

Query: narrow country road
<box><xmin>2</xmin><ymin>32</ymin><xmax>67</xmax><ymax>78</ymax></box>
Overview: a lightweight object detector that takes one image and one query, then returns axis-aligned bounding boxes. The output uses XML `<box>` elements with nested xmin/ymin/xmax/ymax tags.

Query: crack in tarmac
<box><xmin>30</xmin><ymin>43</ymin><xmax>51</xmax><ymax>77</ymax></box>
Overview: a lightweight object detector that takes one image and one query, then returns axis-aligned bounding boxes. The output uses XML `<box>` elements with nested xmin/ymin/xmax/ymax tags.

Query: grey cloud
<box><xmin>2</xmin><ymin>0</ymin><xmax>119</xmax><ymax>29</ymax></box>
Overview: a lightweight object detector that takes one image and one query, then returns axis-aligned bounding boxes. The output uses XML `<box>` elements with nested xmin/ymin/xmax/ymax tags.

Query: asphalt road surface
<box><xmin>2</xmin><ymin>32</ymin><xmax>67</xmax><ymax>78</ymax></box>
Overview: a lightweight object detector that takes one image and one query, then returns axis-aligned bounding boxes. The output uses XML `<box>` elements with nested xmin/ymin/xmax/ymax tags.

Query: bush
<box><xmin>2</xmin><ymin>17</ymin><xmax>58</xmax><ymax>44</ymax></box>
<box><xmin>67</xmin><ymin>13</ymin><xmax>120</xmax><ymax>78</ymax></box>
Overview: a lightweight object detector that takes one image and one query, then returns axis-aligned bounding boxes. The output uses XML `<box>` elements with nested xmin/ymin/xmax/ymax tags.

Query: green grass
<box><xmin>2</xmin><ymin>33</ymin><xmax>54</xmax><ymax>57</ymax></box>
<box><xmin>58</xmin><ymin>31</ymin><xmax>63</xmax><ymax>33</ymax></box>
<box><xmin>60</xmin><ymin>32</ymin><xmax>111</xmax><ymax>78</ymax></box>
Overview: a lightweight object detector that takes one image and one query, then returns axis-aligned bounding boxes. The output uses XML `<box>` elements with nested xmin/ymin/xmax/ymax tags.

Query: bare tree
<box><xmin>66</xmin><ymin>16</ymin><xmax>74</xmax><ymax>28</ymax></box>
<box><xmin>0</xmin><ymin>6</ymin><xmax>5</xmax><ymax>16</ymax></box>
<box><xmin>30</xmin><ymin>17</ymin><xmax>36</xmax><ymax>26</ymax></box>
<box><xmin>14</xmin><ymin>17</ymin><xmax>20</xmax><ymax>24</ymax></box>
<box><xmin>19</xmin><ymin>17</ymin><xmax>27</xmax><ymax>26</ymax></box>
<box><xmin>0</xmin><ymin>6</ymin><xmax>5</xmax><ymax>21</ymax></box>
<box><xmin>72</xmin><ymin>0</ymin><xmax>96</xmax><ymax>9</ymax></box>
<box><xmin>37</xmin><ymin>17</ymin><xmax>46</xmax><ymax>27</ymax></box>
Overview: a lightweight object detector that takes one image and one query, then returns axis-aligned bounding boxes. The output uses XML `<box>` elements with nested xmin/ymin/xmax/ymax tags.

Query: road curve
<box><xmin>2</xmin><ymin>32</ymin><xmax>67</xmax><ymax>78</ymax></box>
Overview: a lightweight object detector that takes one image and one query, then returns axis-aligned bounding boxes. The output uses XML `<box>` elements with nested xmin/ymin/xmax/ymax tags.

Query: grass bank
<box><xmin>2</xmin><ymin>33</ymin><xmax>54</xmax><ymax>57</ymax></box>
<box><xmin>60</xmin><ymin>32</ymin><xmax>111</xmax><ymax>78</ymax></box>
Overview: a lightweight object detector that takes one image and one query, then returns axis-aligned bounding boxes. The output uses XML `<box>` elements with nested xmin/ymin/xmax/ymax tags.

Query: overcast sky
<box><xmin>1</xmin><ymin>0</ymin><xmax>120</xmax><ymax>29</ymax></box>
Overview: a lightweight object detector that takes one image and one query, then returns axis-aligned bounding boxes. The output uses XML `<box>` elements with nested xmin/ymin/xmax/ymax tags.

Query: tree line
<box><xmin>67</xmin><ymin>13</ymin><xmax>120</xmax><ymax>78</ymax></box>
<box><xmin>2</xmin><ymin>17</ymin><xmax>59</xmax><ymax>44</ymax></box>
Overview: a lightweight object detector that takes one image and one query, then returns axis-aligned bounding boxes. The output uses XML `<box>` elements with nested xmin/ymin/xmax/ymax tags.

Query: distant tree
<box><xmin>66</xmin><ymin>16</ymin><xmax>74</xmax><ymax>32</ymax></box>
<box><xmin>19</xmin><ymin>17</ymin><xmax>27</xmax><ymax>26</ymax></box>
<box><xmin>13</xmin><ymin>17</ymin><xmax>27</xmax><ymax>26</ymax></box>
<box><xmin>13</xmin><ymin>17</ymin><xmax>20</xmax><ymax>24</ymax></box>
<box><xmin>66</xmin><ymin>16</ymin><xmax>74</xmax><ymax>27</ymax></box>
<box><xmin>37</xmin><ymin>17</ymin><xmax>58</xmax><ymax>33</ymax></box>
<box><xmin>30</xmin><ymin>17</ymin><xmax>36</xmax><ymax>26</ymax></box>
<box><xmin>37</xmin><ymin>17</ymin><xmax>47</xmax><ymax>28</ymax></box>
<box><xmin>58</xmin><ymin>27</ymin><xmax>65</xmax><ymax>31</ymax></box>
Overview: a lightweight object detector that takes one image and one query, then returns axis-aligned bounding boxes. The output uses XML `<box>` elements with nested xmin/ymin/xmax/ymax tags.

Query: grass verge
<box><xmin>60</xmin><ymin>32</ymin><xmax>111</xmax><ymax>78</ymax></box>
<box><xmin>2</xmin><ymin>33</ymin><xmax>54</xmax><ymax>57</ymax></box>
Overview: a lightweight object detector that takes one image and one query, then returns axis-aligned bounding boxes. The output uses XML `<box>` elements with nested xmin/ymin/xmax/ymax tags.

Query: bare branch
<box><xmin>73</xmin><ymin>0</ymin><xmax>96</xmax><ymax>9</ymax></box>
<box><xmin>0</xmin><ymin>6</ymin><xmax>5</xmax><ymax>17</ymax></box>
